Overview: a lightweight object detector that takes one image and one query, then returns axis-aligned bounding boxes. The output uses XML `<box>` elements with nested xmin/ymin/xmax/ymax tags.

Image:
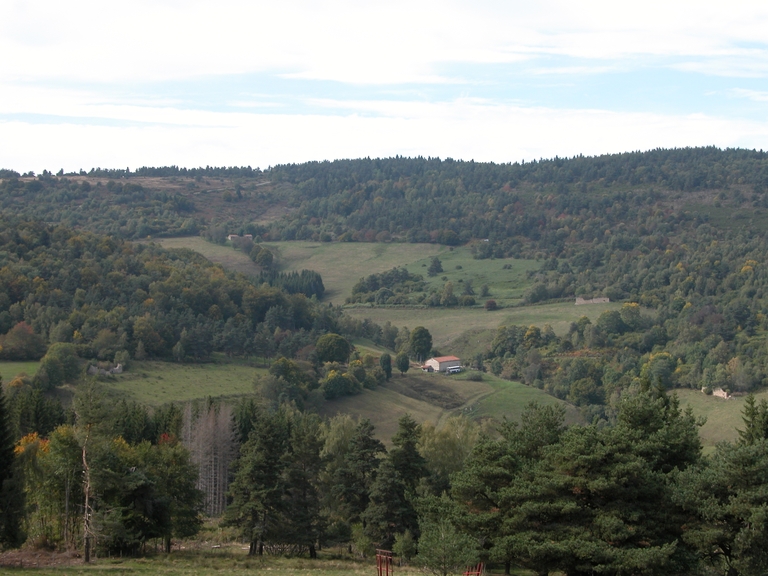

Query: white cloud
<box><xmin>2</xmin><ymin>1</ymin><xmax>768</xmax><ymax>85</ymax></box>
<box><xmin>730</xmin><ymin>88</ymin><xmax>768</xmax><ymax>102</ymax></box>
<box><xmin>3</xmin><ymin>100</ymin><xmax>767</xmax><ymax>173</ymax></box>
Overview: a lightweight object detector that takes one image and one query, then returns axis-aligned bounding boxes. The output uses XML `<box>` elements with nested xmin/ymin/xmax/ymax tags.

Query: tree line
<box><xmin>6</xmin><ymin>381</ymin><xmax>768</xmax><ymax>575</ymax></box>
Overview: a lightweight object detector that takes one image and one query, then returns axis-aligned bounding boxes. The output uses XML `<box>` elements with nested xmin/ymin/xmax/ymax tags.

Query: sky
<box><xmin>2</xmin><ymin>0</ymin><xmax>768</xmax><ymax>172</ymax></box>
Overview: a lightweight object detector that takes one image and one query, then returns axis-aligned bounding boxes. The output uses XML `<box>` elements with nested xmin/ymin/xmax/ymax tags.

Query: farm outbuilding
<box><xmin>422</xmin><ymin>355</ymin><xmax>461</xmax><ymax>373</ymax></box>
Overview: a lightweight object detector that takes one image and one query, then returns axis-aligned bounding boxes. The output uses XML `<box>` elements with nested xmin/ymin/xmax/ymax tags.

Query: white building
<box><xmin>422</xmin><ymin>355</ymin><xmax>462</xmax><ymax>373</ymax></box>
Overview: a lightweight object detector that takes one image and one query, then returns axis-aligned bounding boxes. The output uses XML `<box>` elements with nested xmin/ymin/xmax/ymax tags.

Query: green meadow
<box><xmin>344</xmin><ymin>301</ymin><xmax>619</xmax><ymax>352</ymax></box>
<box><xmin>152</xmin><ymin>236</ymin><xmax>262</xmax><ymax>278</ymax></box>
<box><xmin>98</xmin><ymin>358</ymin><xmax>267</xmax><ymax>407</ymax></box>
<box><xmin>0</xmin><ymin>360</ymin><xmax>40</xmax><ymax>382</ymax></box>
<box><xmin>675</xmin><ymin>388</ymin><xmax>768</xmax><ymax>448</ymax></box>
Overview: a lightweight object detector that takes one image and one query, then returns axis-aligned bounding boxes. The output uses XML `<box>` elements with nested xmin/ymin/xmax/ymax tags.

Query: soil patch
<box><xmin>382</xmin><ymin>375</ymin><xmax>465</xmax><ymax>409</ymax></box>
<box><xmin>0</xmin><ymin>548</ymin><xmax>82</xmax><ymax>568</ymax></box>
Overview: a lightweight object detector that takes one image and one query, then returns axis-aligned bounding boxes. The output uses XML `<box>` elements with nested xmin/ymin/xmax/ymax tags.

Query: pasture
<box><xmin>318</xmin><ymin>367</ymin><xmax>580</xmax><ymax>440</ymax></box>
<box><xmin>152</xmin><ymin>236</ymin><xmax>262</xmax><ymax>278</ymax></box>
<box><xmin>468</xmin><ymin>372</ymin><xmax>582</xmax><ymax>425</ymax></box>
<box><xmin>675</xmin><ymin>388</ymin><xmax>768</xmax><ymax>448</ymax></box>
<box><xmin>344</xmin><ymin>301</ymin><xmax>620</xmax><ymax>352</ymax></box>
<box><xmin>0</xmin><ymin>360</ymin><xmax>40</xmax><ymax>382</ymax></box>
<box><xmin>102</xmin><ymin>358</ymin><xmax>267</xmax><ymax>407</ymax></box>
<box><xmin>262</xmin><ymin>241</ymin><xmax>445</xmax><ymax>304</ymax></box>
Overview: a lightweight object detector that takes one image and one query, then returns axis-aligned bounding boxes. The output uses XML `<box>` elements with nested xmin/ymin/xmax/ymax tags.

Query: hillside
<box><xmin>4</xmin><ymin>148</ymin><xmax>768</xmax><ymax>442</ymax></box>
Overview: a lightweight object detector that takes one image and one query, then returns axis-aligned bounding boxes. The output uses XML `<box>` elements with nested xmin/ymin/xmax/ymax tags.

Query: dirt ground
<box><xmin>0</xmin><ymin>547</ymin><xmax>82</xmax><ymax>568</ymax></box>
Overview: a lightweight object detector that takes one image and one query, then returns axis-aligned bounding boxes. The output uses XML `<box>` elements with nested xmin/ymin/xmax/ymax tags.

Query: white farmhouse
<box><xmin>422</xmin><ymin>355</ymin><xmax>461</xmax><ymax>373</ymax></box>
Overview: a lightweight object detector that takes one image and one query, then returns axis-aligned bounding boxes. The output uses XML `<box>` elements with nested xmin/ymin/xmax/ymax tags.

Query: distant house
<box><xmin>422</xmin><ymin>355</ymin><xmax>461</xmax><ymax>373</ymax></box>
<box><xmin>227</xmin><ymin>234</ymin><xmax>239</xmax><ymax>241</ymax></box>
<box><xmin>243</xmin><ymin>234</ymin><xmax>253</xmax><ymax>240</ymax></box>
<box><xmin>575</xmin><ymin>297</ymin><xmax>610</xmax><ymax>305</ymax></box>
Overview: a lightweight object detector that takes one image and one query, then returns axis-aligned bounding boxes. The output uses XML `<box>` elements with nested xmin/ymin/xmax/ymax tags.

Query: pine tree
<box><xmin>0</xmin><ymin>384</ymin><xmax>24</xmax><ymax>547</ymax></box>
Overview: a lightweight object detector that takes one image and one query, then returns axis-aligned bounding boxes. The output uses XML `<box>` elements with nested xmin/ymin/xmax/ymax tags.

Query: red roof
<box><xmin>431</xmin><ymin>356</ymin><xmax>460</xmax><ymax>362</ymax></box>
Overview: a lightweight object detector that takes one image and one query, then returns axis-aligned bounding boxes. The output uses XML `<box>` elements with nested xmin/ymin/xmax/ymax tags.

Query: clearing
<box><xmin>93</xmin><ymin>358</ymin><xmax>267</xmax><ymax>407</ymax></box>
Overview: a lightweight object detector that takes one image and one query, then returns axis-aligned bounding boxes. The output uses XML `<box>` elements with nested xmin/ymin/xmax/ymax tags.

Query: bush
<box><xmin>484</xmin><ymin>299</ymin><xmax>498</xmax><ymax>311</ymax></box>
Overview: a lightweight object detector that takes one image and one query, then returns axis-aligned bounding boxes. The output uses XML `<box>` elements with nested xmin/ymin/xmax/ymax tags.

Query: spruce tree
<box><xmin>0</xmin><ymin>384</ymin><xmax>24</xmax><ymax>548</ymax></box>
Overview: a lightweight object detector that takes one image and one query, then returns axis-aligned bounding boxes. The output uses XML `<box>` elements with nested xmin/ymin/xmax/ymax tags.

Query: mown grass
<box><xmin>344</xmin><ymin>301</ymin><xmax>620</xmax><ymax>352</ymax></box>
<box><xmin>0</xmin><ymin>360</ymin><xmax>40</xmax><ymax>382</ymax></box>
<box><xmin>102</xmin><ymin>358</ymin><xmax>267</xmax><ymax>407</ymax></box>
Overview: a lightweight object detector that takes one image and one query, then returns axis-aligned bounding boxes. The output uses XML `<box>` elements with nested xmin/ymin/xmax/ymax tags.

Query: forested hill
<box><xmin>3</xmin><ymin>148</ymin><xmax>768</xmax><ymax>246</ymax></box>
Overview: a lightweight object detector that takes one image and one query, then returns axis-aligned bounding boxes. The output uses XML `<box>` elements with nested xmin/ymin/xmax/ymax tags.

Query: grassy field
<box><xmin>400</xmin><ymin>248</ymin><xmax>541</xmax><ymax>304</ymax></box>
<box><xmin>262</xmin><ymin>241</ymin><xmax>445</xmax><ymax>304</ymax></box>
<box><xmin>0</xmin><ymin>549</ymin><xmax>531</xmax><ymax>575</ymax></box>
<box><xmin>152</xmin><ymin>237</ymin><xmax>262</xmax><ymax>278</ymax></box>
<box><xmin>0</xmin><ymin>360</ymin><xmax>40</xmax><ymax>382</ymax></box>
<box><xmin>102</xmin><ymin>358</ymin><xmax>267</xmax><ymax>407</ymax></box>
<box><xmin>676</xmin><ymin>388</ymin><xmax>768</xmax><ymax>448</ymax></box>
<box><xmin>470</xmin><ymin>372</ymin><xmax>582</xmax><ymax>425</ymax></box>
<box><xmin>260</xmin><ymin>242</ymin><xmax>541</xmax><ymax>306</ymax></box>
<box><xmin>318</xmin><ymin>367</ymin><xmax>581</xmax><ymax>441</ymax></box>
<box><xmin>344</xmin><ymin>301</ymin><xmax>620</xmax><ymax>352</ymax></box>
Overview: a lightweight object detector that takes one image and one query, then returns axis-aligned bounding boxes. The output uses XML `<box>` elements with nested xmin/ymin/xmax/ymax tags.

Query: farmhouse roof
<box><xmin>432</xmin><ymin>355</ymin><xmax>460</xmax><ymax>362</ymax></box>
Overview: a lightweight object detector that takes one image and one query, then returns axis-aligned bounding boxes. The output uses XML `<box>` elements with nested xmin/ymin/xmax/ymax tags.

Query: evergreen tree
<box><xmin>395</xmin><ymin>352</ymin><xmax>410</xmax><ymax>376</ymax></box>
<box><xmin>224</xmin><ymin>410</ymin><xmax>291</xmax><ymax>555</ymax></box>
<box><xmin>379</xmin><ymin>353</ymin><xmax>392</xmax><ymax>380</ymax></box>
<box><xmin>330</xmin><ymin>419</ymin><xmax>385</xmax><ymax>524</ymax></box>
<box><xmin>0</xmin><ymin>384</ymin><xmax>24</xmax><ymax>548</ymax></box>
<box><xmin>363</xmin><ymin>415</ymin><xmax>427</xmax><ymax>549</ymax></box>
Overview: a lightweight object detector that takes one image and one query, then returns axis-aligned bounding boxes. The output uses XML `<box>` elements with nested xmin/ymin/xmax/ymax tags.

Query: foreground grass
<box><xmin>0</xmin><ymin>550</ymin><xmax>420</xmax><ymax>576</ymax></box>
<box><xmin>103</xmin><ymin>358</ymin><xmax>267</xmax><ymax>407</ymax></box>
<box><xmin>0</xmin><ymin>549</ymin><xmax>533</xmax><ymax>576</ymax></box>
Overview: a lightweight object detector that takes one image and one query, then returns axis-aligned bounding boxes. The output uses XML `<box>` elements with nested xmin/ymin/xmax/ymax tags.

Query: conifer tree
<box><xmin>0</xmin><ymin>384</ymin><xmax>24</xmax><ymax>548</ymax></box>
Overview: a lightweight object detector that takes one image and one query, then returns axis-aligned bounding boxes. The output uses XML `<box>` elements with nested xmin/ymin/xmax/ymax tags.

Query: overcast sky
<box><xmin>2</xmin><ymin>0</ymin><xmax>768</xmax><ymax>172</ymax></box>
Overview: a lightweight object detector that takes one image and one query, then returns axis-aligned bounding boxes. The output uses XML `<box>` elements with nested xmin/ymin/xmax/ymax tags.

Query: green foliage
<box><xmin>0</xmin><ymin>384</ymin><xmax>24</xmax><ymax>548</ymax></box>
<box><xmin>409</xmin><ymin>327</ymin><xmax>432</xmax><ymax>362</ymax></box>
<box><xmin>379</xmin><ymin>352</ymin><xmax>392</xmax><ymax>380</ymax></box>
<box><xmin>363</xmin><ymin>415</ymin><xmax>427</xmax><ymax>549</ymax></box>
<box><xmin>395</xmin><ymin>352</ymin><xmax>410</xmax><ymax>376</ymax></box>
<box><xmin>392</xmin><ymin>529</ymin><xmax>416</xmax><ymax>563</ymax></box>
<box><xmin>224</xmin><ymin>408</ymin><xmax>324</xmax><ymax>556</ymax></box>
<box><xmin>0</xmin><ymin>322</ymin><xmax>46</xmax><ymax>361</ymax></box>
<box><xmin>316</xmin><ymin>333</ymin><xmax>351</xmax><ymax>363</ymax></box>
<box><xmin>35</xmin><ymin>343</ymin><xmax>80</xmax><ymax>390</ymax></box>
<box><xmin>416</xmin><ymin>517</ymin><xmax>478</xmax><ymax>576</ymax></box>
<box><xmin>427</xmin><ymin>257</ymin><xmax>443</xmax><ymax>277</ymax></box>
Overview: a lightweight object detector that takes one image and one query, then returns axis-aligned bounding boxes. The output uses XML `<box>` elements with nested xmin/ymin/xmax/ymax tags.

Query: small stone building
<box><xmin>422</xmin><ymin>355</ymin><xmax>461</xmax><ymax>373</ymax></box>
